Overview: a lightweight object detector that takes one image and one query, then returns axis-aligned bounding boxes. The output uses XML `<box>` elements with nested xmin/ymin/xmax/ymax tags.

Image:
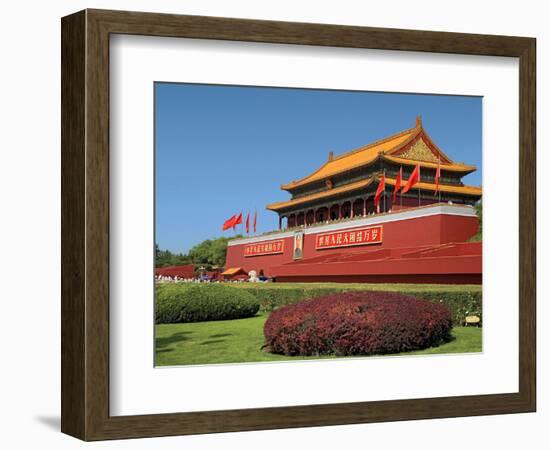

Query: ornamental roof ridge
<box><xmin>280</xmin><ymin>124</ymin><xmax>421</xmax><ymax>190</ymax></box>
<box><xmin>278</xmin><ymin>118</ymin><xmax>478</xmax><ymax>192</ymax></box>
<box><xmin>389</xmin><ymin>127</ymin><xmax>455</xmax><ymax>165</ymax></box>
<box><xmin>382</xmin><ymin>154</ymin><xmax>476</xmax><ymax>173</ymax></box>
<box><xmin>330</xmin><ymin>125</ymin><xmax>420</xmax><ymax>162</ymax></box>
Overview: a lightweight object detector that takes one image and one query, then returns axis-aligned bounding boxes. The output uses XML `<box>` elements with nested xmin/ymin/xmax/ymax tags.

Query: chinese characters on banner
<box><xmin>315</xmin><ymin>225</ymin><xmax>383</xmax><ymax>250</ymax></box>
<box><xmin>244</xmin><ymin>239</ymin><xmax>284</xmax><ymax>257</ymax></box>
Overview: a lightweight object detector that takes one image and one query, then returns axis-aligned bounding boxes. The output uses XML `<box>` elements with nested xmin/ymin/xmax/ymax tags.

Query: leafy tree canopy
<box><xmin>156</xmin><ymin>236</ymin><xmax>243</xmax><ymax>269</ymax></box>
<box><xmin>475</xmin><ymin>200</ymin><xmax>482</xmax><ymax>233</ymax></box>
<box><xmin>469</xmin><ymin>199</ymin><xmax>482</xmax><ymax>242</ymax></box>
<box><xmin>155</xmin><ymin>244</ymin><xmax>192</xmax><ymax>267</ymax></box>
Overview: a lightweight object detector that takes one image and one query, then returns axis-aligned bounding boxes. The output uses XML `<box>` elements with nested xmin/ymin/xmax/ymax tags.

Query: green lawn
<box><xmin>233</xmin><ymin>282</ymin><xmax>481</xmax><ymax>293</ymax></box>
<box><xmin>155</xmin><ymin>312</ymin><xmax>482</xmax><ymax>367</ymax></box>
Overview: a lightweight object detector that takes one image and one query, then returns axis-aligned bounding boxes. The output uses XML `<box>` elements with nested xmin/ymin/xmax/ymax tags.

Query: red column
<box><xmin>279</xmin><ymin>216</ymin><xmax>282</xmax><ymax>230</ymax></box>
<box><xmin>338</xmin><ymin>204</ymin><xmax>342</xmax><ymax>219</ymax></box>
<box><xmin>363</xmin><ymin>198</ymin><xmax>366</xmax><ymax>215</ymax></box>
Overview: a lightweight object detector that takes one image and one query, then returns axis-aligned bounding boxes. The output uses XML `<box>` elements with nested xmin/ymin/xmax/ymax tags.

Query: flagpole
<box><xmin>437</xmin><ymin>157</ymin><xmax>441</xmax><ymax>204</ymax></box>
<box><xmin>399</xmin><ymin>166</ymin><xmax>403</xmax><ymax>209</ymax></box>
<box><xmin>418</xmin><ymin>165</ymin><xmax>421</xmax><ymax>207</ymax></box>
<box><xmin>383</xmin><ymin>169</ymin><xmax>386</xmax><ymax>212</ymax></box>
<box><xmin>400</xmin><ymin>167</ymin><xmax>403</xmax><ymax>209</ymax></box>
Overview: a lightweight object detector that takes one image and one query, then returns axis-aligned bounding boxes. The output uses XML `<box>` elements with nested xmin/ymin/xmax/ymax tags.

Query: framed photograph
<box><xmin>61</xmin><ymin>9</ymin><xmax>536</xmax><ymax>441</ymax></box>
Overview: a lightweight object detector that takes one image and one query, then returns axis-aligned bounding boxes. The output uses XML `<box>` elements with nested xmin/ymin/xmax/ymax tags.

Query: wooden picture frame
<box><xmin>61</xmin><ymin>9</ymin><xmax>536</xmax><ymax>441</ymax></box>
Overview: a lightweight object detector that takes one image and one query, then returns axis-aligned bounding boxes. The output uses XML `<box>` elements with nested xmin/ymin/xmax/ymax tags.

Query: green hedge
<box><xmin>239</xmin><ymin>286</ymin><xmax>343</xmax><ymax>311</ymax></box>
<box><xmin>406</xmin><ymin>291</ymin><xmax>482</xmax><ymax>326</ymax></box>
<box><xmin>237</xmin><ymin>285</ymin><xmax>481</xmax><ymax>326</ymax></box>
<box><xmin>155</xmin><ymin>284</ymin><xmax>260</xmax><ymax>324</ymax></box>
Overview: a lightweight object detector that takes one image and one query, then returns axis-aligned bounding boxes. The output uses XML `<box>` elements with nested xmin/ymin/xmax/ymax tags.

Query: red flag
<box><xmin>222</xmin><ymin>214</ymin><xmax>236</xmax><ymax>231</ymax></box>
<box><xmin>401</xmin><ymin>164</ymin><xmax>420</xmax><ymax>195</ymax></box>
<box><xmin>253</xmin><ymin>211</ymin><xmax>257</xmax><ymax>233</ymax></box>
<box><xmin>393</xmin><ymin>167</ymin><xmax>402</xmax><ymax>203</ymax></box>
<box><xmin>434</xmin><ymin>157</ymin><xmax>441</xmax><ymax>195</ymax></box>
<box><xmin>245</xmin><ymin>213</ymin><xmax>250</xmax><ymax>234</ymax></box>
<box><xmin>374</xmin><ymin>173</ymin><xmax>385</xmax><ymax>210</ymax></box>
<box><xmin>233</xmin><ymin>212</ymin><xmax>243</xmax><ymax>230</ymax></box>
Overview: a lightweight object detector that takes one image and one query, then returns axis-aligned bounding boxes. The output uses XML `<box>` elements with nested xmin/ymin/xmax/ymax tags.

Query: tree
<box><xmin>155</xmin><ymin>245</ymin><xmax>192</xmax><ymax>267</ymax></box>
<box><xmin>469</xmin><ymin>200</ymin><xmax>482</xmax><ymax>242</ymax></box>
<box><xmin>475</xmin><ymin>200</ymin><xmax>482</xmax><ymax>234</ymax></box>
<box><xmin>187</xmin><ymin>235</ymin><xmax>242</xmax><ymax>268</ymax></box>
<box><xmin>156</xmin><ymin>235</ymin><xmax>243</xmax><ymax>269</ymax></box>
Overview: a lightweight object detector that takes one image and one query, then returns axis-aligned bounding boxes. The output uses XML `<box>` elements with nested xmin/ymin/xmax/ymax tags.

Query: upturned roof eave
<box><xmin>280</xmin><ymin>125</ymin><xmax>421</xmax><ymax>191</ymax></box>
<box><xmin>384</xmin><ymin>177</ymin><xmax>483</xmax><ymax>197</ymax></box>
<box><xmin>268</xmin><ymin>177</ymin><xmax>376</xmax><ymax>212</ymax></box>
<box><xmin>279</xmin><ymin>121</ymin><xmax>478</xmax><ymax>192</ymax></box>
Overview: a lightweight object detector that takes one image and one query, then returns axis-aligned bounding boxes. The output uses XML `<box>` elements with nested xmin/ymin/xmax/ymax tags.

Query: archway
<box><xmin>341</xmin><ymin>201</ymin><xmax>352</xmax><ymax>218</ymax></box>
<box><xmin>316</xmin><ymin>207</ymin><xmax>328</xmax><ymax>223</ymax></box>
<box><xmin>305</xmin><ymin>209</ymin><xmax>315</xmax><ymax>226</ymax></box>
<box><xmin>287</xmin><ymin>214</ymin><xmax>296</xmax><ymax>228</ymax></box>
<box><xmin>365</xmin><ymin>197</ymin><xmax>376</xmax><ymax>215</ymax></box>
<box><xmin>352</xmin><ymin>198</ymin><xmax>364</xmax><ymax>217</ymax></box>
<box><xmin>281</xmin><ymin>216</ymin><xmax>289</xmax><ymax>230</ymax></box>
<box><xmin>329</xmin><ymin>204</ymin><xmax>340</xmax><ymax>221</ymax></box>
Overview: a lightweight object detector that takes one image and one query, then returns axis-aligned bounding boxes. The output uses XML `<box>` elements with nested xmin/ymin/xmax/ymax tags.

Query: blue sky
<box><xmin>155</xmin><ymin>83</ymin><xmax>482</xmax><ymax>254</ymax></box>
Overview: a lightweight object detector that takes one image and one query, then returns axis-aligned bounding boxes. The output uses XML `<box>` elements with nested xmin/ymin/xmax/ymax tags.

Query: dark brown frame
<box><xmin>61</xmin><ymin>9</ymin><xmax>536</xmax><ymax>441</ymax></box>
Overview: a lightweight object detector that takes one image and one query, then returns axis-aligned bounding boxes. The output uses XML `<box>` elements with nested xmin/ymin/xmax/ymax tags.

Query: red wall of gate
<box><xmin>225</xmin><ymin>210</ymin><xmax>479</xmax><ymax>277</ymax></box>
<box><xmin>225</xmin><ymin>235</ymin><xmax>295</xmax><ymax>275</ymax></box>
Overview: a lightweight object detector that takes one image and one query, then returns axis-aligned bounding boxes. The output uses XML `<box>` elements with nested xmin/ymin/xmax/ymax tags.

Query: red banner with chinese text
<box><xmin>315</xmin><ymin>226</ymin><xmax>383</xmax><ymax>250</ymax></box>
<box><xmin>244</xmin><ymin>239</ymin><xmax>285</xmax><ymax>257</ymax></box>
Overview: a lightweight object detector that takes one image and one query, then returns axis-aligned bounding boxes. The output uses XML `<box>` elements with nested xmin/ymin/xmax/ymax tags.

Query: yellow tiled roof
<box><xmin>382</xmin><ymin>154</ymin><xmax>476</xmax><ymax>173</ymax></box>
<box><xmin>280</xmin><ymin>119</ymin><xmax>477</xmax><ymax>190</ymax></box>
<box><xmin>280</xmin><ymin>127</ymin><xmax>418</xmax><ymax>190</ymax></box>
<box><xmin>221</xmin><ymin>267</ymin><xmax>245</xmax><ymax>276</ymax></box>
<box><xmin>267</xmin><ymin>177</ymin><xmax>375</xmax><ymax>212</ymax></box>
<box><xmin>385</xmin><ymin>177</ymin><xmax>482</xmax><ymax>196</ymax></box>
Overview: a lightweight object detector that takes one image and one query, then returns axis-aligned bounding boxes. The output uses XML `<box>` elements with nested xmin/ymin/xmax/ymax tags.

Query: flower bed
<box><xmin>263</xmin><ymin>291</ymin><xmax>453</xmax><ymax>356</ymax></box>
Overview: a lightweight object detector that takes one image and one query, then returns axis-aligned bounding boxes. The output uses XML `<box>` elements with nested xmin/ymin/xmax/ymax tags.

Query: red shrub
<box><xmin>263</xmin><ymin>291</ymin><xmax>452</xmax><ymax>356</ymax></box>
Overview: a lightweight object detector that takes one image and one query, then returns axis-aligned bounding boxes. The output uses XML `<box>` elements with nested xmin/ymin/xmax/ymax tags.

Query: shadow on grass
<box><xmin>156</xmin><ymin>348</ymin><xmax>174</xmax><ymax>353</ymax></box>
<box><xmin>156</xmin><ymin>331</ymin><xmax>193</xmax><ymax>349</ymax></box>
<box><xmin>199</xmin><ymin>339</ymin><xmax>227</xmax><ymax>345</ymax></box>
<box><xmin>209</xmin><ymin>333</ymin><xmax>232</xmax><ymax>338</ymax></box>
